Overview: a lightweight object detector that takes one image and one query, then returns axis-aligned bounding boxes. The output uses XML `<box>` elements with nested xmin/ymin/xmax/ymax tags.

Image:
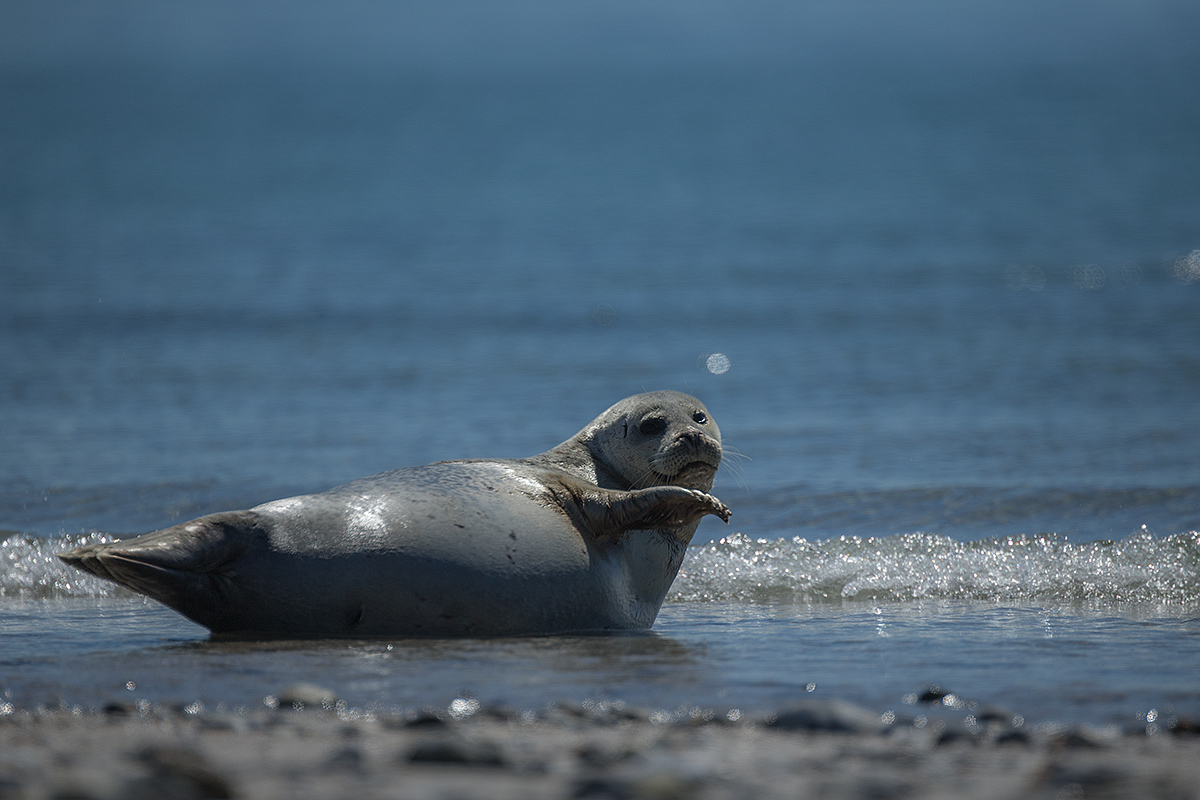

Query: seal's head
<box><xmin>579</xmin><ymin>391</ymin><xmax>722</xmax><ymax>493</ymax></box>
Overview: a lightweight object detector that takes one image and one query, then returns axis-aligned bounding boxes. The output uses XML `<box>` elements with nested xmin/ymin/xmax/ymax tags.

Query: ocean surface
<box><xmin>3</xmin><ymin>0</ymin><xmax>1199</xmax><ymax>729</ymax></box>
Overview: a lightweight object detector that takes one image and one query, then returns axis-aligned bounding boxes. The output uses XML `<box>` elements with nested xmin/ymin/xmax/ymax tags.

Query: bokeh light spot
<box><xmin>705</xmin><ymin>353</ymin><xmax>731</xmax><ymax>374</ymax></box>
<box><xmin>1174</xmin><ymin>250</ymin><xmax>1200</xmax><ymax>284</ymax></box>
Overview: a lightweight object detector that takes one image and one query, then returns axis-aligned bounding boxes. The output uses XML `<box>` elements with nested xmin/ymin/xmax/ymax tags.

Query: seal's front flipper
<box><xmin>58</xmin><ymin>511</ymin><xmax>264</xmax><ymax>621</ymax></box>
<box><xmin>569</xmin><ymin>484</ymin><xmax>730</xmax><ymax>542</ymax></box>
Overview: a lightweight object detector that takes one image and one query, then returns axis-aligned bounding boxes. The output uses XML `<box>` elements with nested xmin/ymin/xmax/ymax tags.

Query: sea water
<box><xmin>2</xmin><ymin>0</ymin><xmax>1199</xmax><ymax>728</ymax></box>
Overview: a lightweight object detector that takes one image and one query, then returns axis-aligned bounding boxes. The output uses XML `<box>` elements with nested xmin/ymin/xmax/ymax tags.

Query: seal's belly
<box><xmin>232</xmin><ymin>465</ymin><xmax>616</xmax><ymax>636</ymax></box>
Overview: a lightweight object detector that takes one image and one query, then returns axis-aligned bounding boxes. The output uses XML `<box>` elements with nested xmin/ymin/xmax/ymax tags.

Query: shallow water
<box><xmin>4</xmin><ymin>531</ymin><xmax>1198</xmax><ymax>726</ymax></box>
<box><xmin>2</xmin><ymin>0</ymin><xmax>1199</xmax><ymax>728</ymax></box>
<box><xmin>4</xmin><ymin>597</ymin><xmax>1198</xmax><ymax>730</ymax></box>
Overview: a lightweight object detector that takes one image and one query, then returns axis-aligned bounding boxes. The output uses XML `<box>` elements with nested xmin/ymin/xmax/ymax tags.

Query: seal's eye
<box><xmin>692</xmin><ymin>411</ymin><xmax>708</xmax><ymax>425</ymax></box>
<box><xmin>638</xmin><ymin>418</ymin><xmax>667</xmax><ymax>437</ymax></box>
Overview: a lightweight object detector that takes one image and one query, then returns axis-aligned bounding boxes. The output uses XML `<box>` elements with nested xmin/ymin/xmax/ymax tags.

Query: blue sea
<box><xmin>2</xmin><ymin>0</ymin><xmax>1199</xmax><ymax>728</ymax></box>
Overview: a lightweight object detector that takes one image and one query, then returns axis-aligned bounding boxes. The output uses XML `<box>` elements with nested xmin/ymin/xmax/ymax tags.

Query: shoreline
<box><xmin>3</xmin><ymin>696</ymin><xmax>1199</xmax><ymax>799</ymax></box>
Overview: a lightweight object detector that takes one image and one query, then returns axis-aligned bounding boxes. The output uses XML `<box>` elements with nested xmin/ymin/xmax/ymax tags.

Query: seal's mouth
<box><xmin>655</xmin><ymin>460</ymin><xmax>718</xmax><ymax>486</ymax></box>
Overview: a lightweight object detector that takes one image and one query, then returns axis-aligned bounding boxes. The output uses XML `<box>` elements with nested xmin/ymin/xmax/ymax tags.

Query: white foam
<box><xmin>1</xmin><ymin>532</ymin><xmax>130</xmax><ymax>599</ymax></box>
<box><xmin>6</xmin><ymin>528</ymin><xmax>1199</xmax><ymax>611</ymax></box>
<box><xmin>671</xmin><ymin>530</ymin><xmax>1200</xmax><ymax>610</ymax></box>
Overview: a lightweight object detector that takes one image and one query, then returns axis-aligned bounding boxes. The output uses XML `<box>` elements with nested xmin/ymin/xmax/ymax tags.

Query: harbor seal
<box><xmin>59</xmin><ymin>391</ymin><xmax>729</xmax><ymax>637</ymax></box>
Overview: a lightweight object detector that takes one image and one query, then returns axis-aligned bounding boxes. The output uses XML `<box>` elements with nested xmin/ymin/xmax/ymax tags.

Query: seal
<box><xmin>59</xmin><ymin>391</ymin><xmax>729</xmax><ymax>637</ymax></box>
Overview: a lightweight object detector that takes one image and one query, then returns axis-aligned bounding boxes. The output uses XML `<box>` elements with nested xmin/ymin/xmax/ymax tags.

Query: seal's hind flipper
<box><xmin>59</xmin><ymin>511</ymin><xmax>266</xmax><ymax>620</ymax></box>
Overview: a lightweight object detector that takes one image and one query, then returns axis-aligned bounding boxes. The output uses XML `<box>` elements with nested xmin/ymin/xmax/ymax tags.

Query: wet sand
<box><xmin>3</xmin><ymin>694</ymin><xmax>1198</xmax><ymax>800</ymax></box>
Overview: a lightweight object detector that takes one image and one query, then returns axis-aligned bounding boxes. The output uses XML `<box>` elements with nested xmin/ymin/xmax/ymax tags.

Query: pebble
<box><xmin>406</xmin><ymin>734</ymin><xmax>508</xmax><ymax>767</ymax></box>
<box><xmin>276</xmin><ymin>683</ymin><xmax>337</xmax><ymax>710</ymax></box>
<box><xmin>130</xmin><ymin>745</ymin><xmax>235</xmax><ymax>799</ymax></box>
<box><xmin>765</xmin><ymin>699</ymin><xmax>883</xmax><ymax>734</ymax></box>
<box><xmin>324</xmin><ymin>744</ymin><xmax>366</xmax><ymax>772</ymax></box>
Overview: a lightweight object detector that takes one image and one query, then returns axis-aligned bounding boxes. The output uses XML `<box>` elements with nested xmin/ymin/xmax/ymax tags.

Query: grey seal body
<box><xmin>60</xmin><ymin>391</ymin><xmax>728</xmax><ymax>637</ymax></box>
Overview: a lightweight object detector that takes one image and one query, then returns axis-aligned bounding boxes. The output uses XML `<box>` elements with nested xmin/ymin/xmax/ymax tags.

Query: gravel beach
<box><xmin>3</xmin><ymin>695</ymin><xmax>1198</xmax><ymax>800</ymax></box>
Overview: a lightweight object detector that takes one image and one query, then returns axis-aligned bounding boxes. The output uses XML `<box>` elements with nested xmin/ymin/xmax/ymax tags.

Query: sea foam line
<box><xmin>670</xmin><ymin>530</ymin><xmax>1200</xmax><ymax>609</ymax></box>
<box><xmin>5</xmin><ymin>529</ymin><xmax>1199</xmax><ymax>609</ymax></box>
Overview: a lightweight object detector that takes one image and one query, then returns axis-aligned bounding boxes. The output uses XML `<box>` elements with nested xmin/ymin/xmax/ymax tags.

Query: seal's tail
<box><xmin>58</xmin><ymin>511</ymin><xmax>265</xmax><ymax>623</ymax></box>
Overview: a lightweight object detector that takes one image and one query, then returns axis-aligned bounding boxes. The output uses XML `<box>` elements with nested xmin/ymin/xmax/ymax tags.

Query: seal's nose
<box><xmin>676</xmin><ymin>428</ymin><xmax>722</xmax><ymax>465</ymax></box>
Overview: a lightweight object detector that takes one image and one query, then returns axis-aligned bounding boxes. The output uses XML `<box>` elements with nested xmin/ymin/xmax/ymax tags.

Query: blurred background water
<box><xmin>2</xmin><ymin>0</ymin><xmax>1199</xmax><ymax>726</ymax></box>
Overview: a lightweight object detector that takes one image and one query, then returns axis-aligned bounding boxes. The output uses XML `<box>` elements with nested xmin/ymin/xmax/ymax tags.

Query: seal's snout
<box><xmin>675</xmin><ymin>428</ymin><xmax>722</xmax><ymax>465</ymax></box>
<box><xmin>651</xmin><ymin>428</ymin><xmax>722</xmax><ymax>490</ymax></box>
<box><xmin>680</xmin><ymin>426</ymin><xmax>720</xmax><ymax>452</ymax></box>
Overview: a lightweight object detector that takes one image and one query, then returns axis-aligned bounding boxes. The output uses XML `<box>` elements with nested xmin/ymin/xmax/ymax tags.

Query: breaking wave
<box><xmin>6</xmin><ymin>529</ymin><xmax>1200</xmax><ymax>612</ymax></box>
<box><xmin>671</xmin><ymin>530</ymin><xmax>1200</xmax><ymax>610</ymax></box>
